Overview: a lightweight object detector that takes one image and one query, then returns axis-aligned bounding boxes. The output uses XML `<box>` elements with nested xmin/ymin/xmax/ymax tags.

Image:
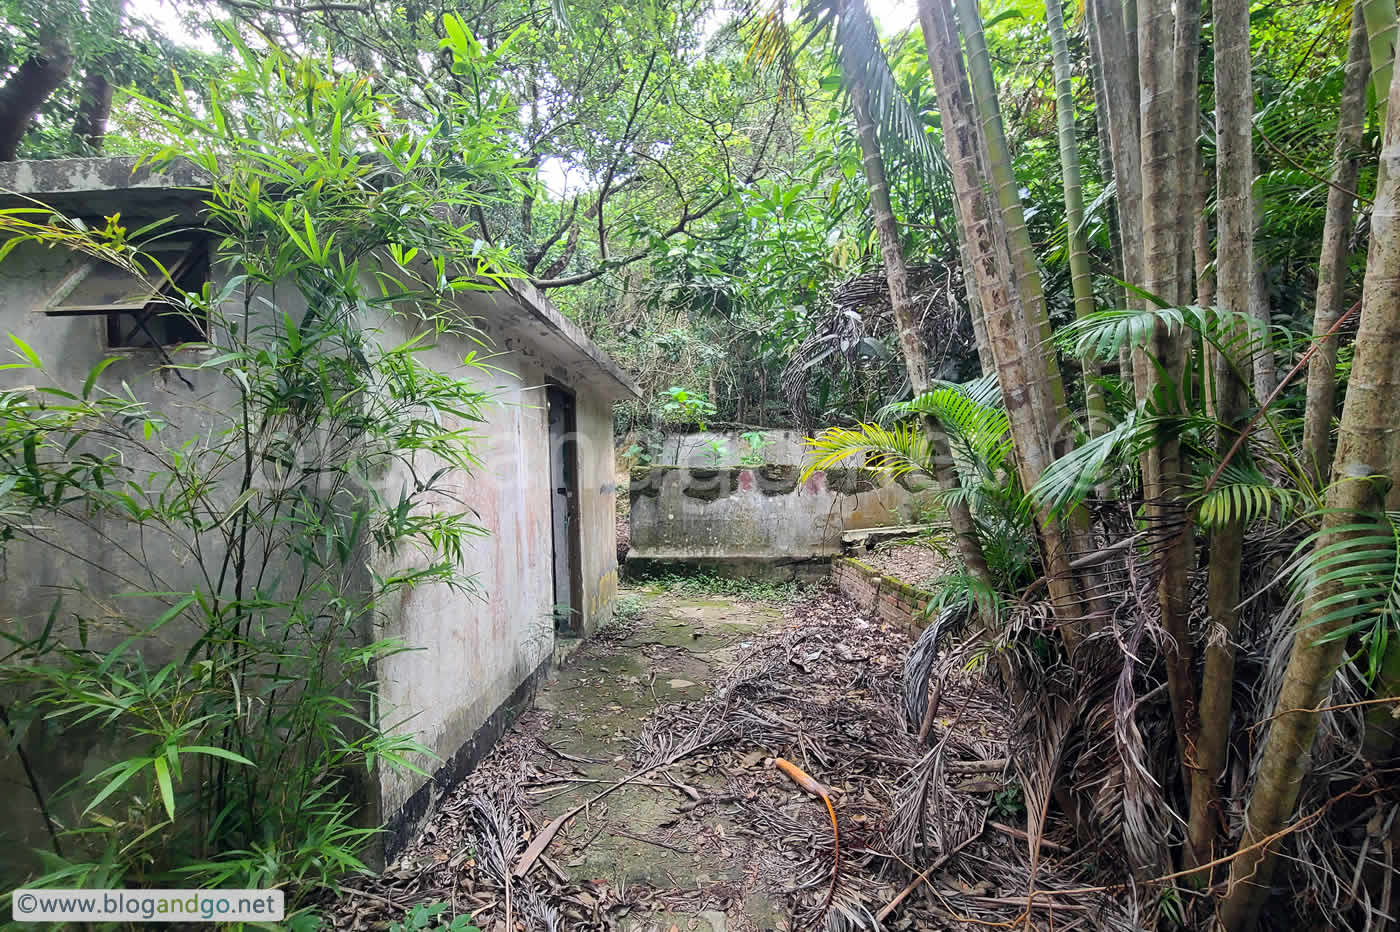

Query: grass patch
<box><xmin>615</xmin><ymin>593</ymin><xmax>647</xmax><ymax>623</ymax></box>
<box><xmin>644</xmin><ymin>572</ymin><xmax>805</xmax><ymax>605</ymax></box>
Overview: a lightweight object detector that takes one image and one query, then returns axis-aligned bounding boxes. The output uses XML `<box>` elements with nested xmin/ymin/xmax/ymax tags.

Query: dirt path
<box><xmin>331</xmin><ymin>582</ymin><xmax>1026</xmax><ymax>932</ymax></box>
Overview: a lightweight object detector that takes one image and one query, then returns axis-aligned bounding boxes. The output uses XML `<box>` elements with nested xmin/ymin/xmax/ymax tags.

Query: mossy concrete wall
<box><xmin>625</xmin><ymin>462</ymin><xmax>934</xmax><ymax>580</ymax></box>
<box><xmin>657</xmin><ymin>429</ymin><xmax>811</xmax><ymax>467</ymax></box>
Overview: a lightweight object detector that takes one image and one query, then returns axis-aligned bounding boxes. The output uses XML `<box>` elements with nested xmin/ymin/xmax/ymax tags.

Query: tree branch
<box><xmin>530</xmin><ymin>101</ymin><xmax>780</xmax><ymax>290</ymax></box>
<box><xmin>0</xmin><ymin>38</ymin><xmax>75</xmax><ymax>161</ymax></box>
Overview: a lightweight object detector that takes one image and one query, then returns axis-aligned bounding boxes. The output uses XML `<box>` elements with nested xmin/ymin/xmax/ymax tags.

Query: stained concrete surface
<box><xmin>521</xmin><ymin>586</ymin><xmax>792</xmax><ymax>931</ymax></box>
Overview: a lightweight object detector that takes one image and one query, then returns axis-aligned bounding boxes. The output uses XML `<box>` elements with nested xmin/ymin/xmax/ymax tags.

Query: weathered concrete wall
<box><xmin>831</xmin><ymin>557</ymin><xmax>933</xmax><ymax>630</ymax></box>
<box><xmin>657</xmin><ymin>429</ymin><xmax>811</xmax><ymax>467</ymax></box>
<box><xmin>0</xmin><ymin>238</ymin><xmax>244</xmax><ymax>885</ymax></box>
<box><xmin>373</xmin><ymin>315</ymin><xmax>623</xmax><ymax>842</ymax></box>
<box><xmin>370</xmin><ymin>309</ymin><xmax>556</xmax><ymax>829</ymax></box>
<box><xmin>0</xmin><ymin>171</ymin><xmax>633</xmax><ymax>878</ymax></box>
<box><xmin>625</xmin><ymin>464</ymin><xmax>933</xmax><ymax>580</ymax></box>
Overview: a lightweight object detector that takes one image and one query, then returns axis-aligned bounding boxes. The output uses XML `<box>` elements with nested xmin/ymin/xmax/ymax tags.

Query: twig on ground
<box><xmin>876</xmin><ymin>822</ymin><xmax>986</xmax><ymax>921</ymax></box>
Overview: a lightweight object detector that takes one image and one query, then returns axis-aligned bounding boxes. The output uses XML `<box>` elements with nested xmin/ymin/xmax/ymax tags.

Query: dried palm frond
<box><xmin>782</xmin><ymin>260</ymin><xmax>974</xmax><ymax>428</ymax></box>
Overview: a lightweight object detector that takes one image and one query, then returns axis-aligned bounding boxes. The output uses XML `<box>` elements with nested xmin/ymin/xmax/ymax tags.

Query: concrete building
<box><xmin>0</xmin><ymin>158</ymin><xmax>637</xmax><ymax>875</ymax></box>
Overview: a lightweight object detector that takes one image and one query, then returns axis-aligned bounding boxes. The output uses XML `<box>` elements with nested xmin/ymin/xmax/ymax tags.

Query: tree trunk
<box><xmin>1361</xmin><ymin>637</ymin><xmax>1400</xmax><ymax>764</ymax></box>
<box><xmin>1086</xmin><ymin>0</ymin><xmax>1144</xmax><ymax>384</ymax></box>
<box><xmin>1250</xmin><ymin>259</ymin><xmax>1277</xmax><ymax>397</ymax></box>
<box><xmin>954</xmin><ymin>0</ymin><xmax>1112</xmax><ymax>630</ymax></box>
<box><xmin>1045</xmin><ymin>0</ymin><xmax>1107</xmax><ymax>437</ymax></box>
<box><xmin>1363</xmin><ymin>0</ymin><xmax>1397</xmax><ymax>123</ymax></box>
<box><xmin>849</xmin><ymin>78</ymin><xmax>995</xmax><ymax>600</ymax></box>
<box><xmin>72</xmin><ymin>72</ymin><xmax>114</xmax><ymax>154</ymax></box>
<box><xmin>1137</xmin><ymin>0</ymin><xmax>1200</xmax><ymax>776</ymax></box>
<box><xmin>1186</xmin><ymin>0</ymin><xmax>1252</xmax><ymax>872</ymax></box>
<box><xmin>1219</xmin><ymin>61</ymin><xmax>1400</xmax><ymax>932</ymax></box>
<box><xmin>953</xmin><ymin>0</ymin><xmax>1069</xmax><ymax>420</ymax></box>
<box><xmin>917</xmin><ymin>0</ymin><xmax>1092</xmax><ymax>649</ymax></box>
<box><xmin>1302</xmin><ymin>3</ymin><xmax>1370</xmax><ymax>489</ymax></box>
<box><xmin>0</xmin><ymin>38</ymin><xmax>74</xmax><ymax>160</ymax></box>
<box><xmin>957</xmin><ymin>232</ymin><xmax>996</xmax><ymax>375</ymax></box>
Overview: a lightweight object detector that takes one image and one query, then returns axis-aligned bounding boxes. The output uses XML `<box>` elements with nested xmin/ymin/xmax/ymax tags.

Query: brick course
<box><xmin>830</xmin><ymin>556</ymin><xmax>932</xmax><ymax>631</ymax></box>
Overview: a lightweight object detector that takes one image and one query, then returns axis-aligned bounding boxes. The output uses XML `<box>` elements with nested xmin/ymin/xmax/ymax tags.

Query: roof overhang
<box><xmin>0</xmin><ymin>157</ymin><xmax>640</xmax><ymax>401</ymax></box>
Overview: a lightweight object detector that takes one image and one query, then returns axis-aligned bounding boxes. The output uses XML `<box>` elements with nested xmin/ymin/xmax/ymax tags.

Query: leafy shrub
<box><xmin>0</xmin><ymin>22</ymin><xmax>522</xmax><ymax>908</ymax></box>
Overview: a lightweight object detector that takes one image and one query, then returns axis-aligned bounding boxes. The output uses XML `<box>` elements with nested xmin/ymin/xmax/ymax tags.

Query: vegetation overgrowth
<box><xmin>1</xmin><ymin>0</ymin><xmax>1398</xmax><ymax>927</ymax></box>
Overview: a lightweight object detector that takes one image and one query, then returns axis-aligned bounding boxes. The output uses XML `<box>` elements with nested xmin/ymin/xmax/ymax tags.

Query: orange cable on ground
<box><xmin>774</xmin><ymin>757</ymin><xmax>838</xmax><ymax>929</ymax></box>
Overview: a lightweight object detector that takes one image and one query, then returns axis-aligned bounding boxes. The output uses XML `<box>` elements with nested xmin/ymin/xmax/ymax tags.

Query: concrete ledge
<box><xmin>831</xmin><ymin>556</ymin><xmax>934</xmax><ymax>631</ymax></box>
<box><xmin>840</xmin><ymin>524</ymin><xmax>932</xmax><ymax>552</ymax></box>
<box><xmin>624</xmin><ymin>552</ymin><xmax>832</xmax><ymax>583</ymax></box>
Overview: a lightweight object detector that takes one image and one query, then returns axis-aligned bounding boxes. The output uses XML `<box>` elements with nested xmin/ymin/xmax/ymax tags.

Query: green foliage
<box><xmin>990</xmin><ymin>781</ymin><xmax>1025</xmax><ymax>819</ymax></box>
<box><xmin>738</xmin><ymin>430</ymin><xmax>773</xmax><ymax>465</ymax></box>
<box><xmin>613</xmin><ymin>594</ymin><xmax>647</xmax><ymax>624</ymax></box>
<box><xmin>0</xmin><ymin>37</ymin><xmax>518</xmax><ymax>906</ymax></box>
<box><xmin>804</xmin><ymin>422</ymin><xmax>931</xmax><ymax>480</ymax></box>
<box><xmin>1193</xmin><ymin>462</ymin><xmax>1303</xmax><ymax>530</ymax></box>
<box><xmin>810</xmin><ymin>379</ymin><xmax>1036</xmax><ymax>594</ymax></box>
<box><xmin>644</xmin><ymin>572</ymin><xmax>804</xmax><ymax>605</ymax></box>
<box><xmin>1284</xmin><ymin>508</ymin><xmax>1400</xmax><ymax>684</ymax></box>
<box><xmin>660</xmin><ymin>387</ymin><xmax>718</xmax><ymax>430</ymax></box>
<box><xmin>0</xmin><ymin>0</ymin><xmax>219</xmax><ymax>158</ymax></box>
<box><xmin>390</xmin><ymin>902</ymin><xmax>481</xmax><ymax>932</ymax></box>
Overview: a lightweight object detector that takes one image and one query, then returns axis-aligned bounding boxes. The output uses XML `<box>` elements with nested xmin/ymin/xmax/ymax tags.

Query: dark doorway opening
<box><xmin>546</xmin><ymin>385</ymin><xmax>583</xmax><ymax>634</ymax></box>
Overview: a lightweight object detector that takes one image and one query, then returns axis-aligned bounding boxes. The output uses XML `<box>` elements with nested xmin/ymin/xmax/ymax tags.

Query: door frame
<box><xmin>546</xmin><ymin>383</ymin><xmax>584</xmax><ymax>635</ymax></box>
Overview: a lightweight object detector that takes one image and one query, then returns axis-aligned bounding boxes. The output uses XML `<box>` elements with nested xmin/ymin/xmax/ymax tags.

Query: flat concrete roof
<box><xmin>0</xmin><ymin>157</ymin><xmax>639</xmax><ymax>401</ymax></box>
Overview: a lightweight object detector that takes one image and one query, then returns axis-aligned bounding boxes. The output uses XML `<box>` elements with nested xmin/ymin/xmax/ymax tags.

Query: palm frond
<box><xmin>802</xmin><ymin>422</ymin><xmax>931</xmax><ymax>479</ymax></box>
<box><xmin>1283</xmin><ymin>509</ymin><xmax>1400</xmax><ymax>677</ymax></box>
<box><xmin>1029</xmin><ymin>406</ymin><xmax>1152</xmax><ymax>519</ymax></box>
<box><xmin>828</xmin><ymin>0</ymin><xmax>952</xmax><ymax>190</ymax></box>
<box><xmin>744</xmin><ymin>0</ymin><xmax>951</xmax><ymax>190</ymax></box>
<box><xmin>1191</xmin><ymin>461</ymin><xmax>1302</xmax><ymax>529</ymax></box>
<box><xmin>1055</xmin><ymin>305</ymin><xmax>1281</xmax><ymax>375</ymax></box>
<box><xmin>880</xmin><ymin>377</ymin><xmax>1011</xmax><ymax>474</ymax></box>
<box><xmin>922</xmin><ymin>568</ymin><xmax>1007</xmax><ymax>629</ymax></box>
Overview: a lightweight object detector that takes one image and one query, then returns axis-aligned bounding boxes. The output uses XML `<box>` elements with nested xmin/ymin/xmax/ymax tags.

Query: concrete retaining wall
<box><xmin>625</xmin><ymin>464</ymin><xmax>934</xmax><ymax>580</ymax></box>
<box><xmin>831</xmin><ymin>557</ymin><xmax>934</xmax><ymax>630</ymax></box>
<box><xmin>657</xmin><ymin>429</ymin><xmax>811</xmax><ymax>467</ymax></box>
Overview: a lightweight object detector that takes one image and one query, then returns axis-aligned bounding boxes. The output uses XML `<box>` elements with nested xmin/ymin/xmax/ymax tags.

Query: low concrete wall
<box><xmin>625</xmin><ymin>464</ymin><xmax>933</xmax><ymax>581</ymax></box>
<box><xmin>657</xmin><ymin>429</ymin><xmax>810</xmax><ymax>467</ymax></box>
<box><xmin>831</xmin><ymin>557</ymin><xmax>934</xmax><ymax>630</ymax></box>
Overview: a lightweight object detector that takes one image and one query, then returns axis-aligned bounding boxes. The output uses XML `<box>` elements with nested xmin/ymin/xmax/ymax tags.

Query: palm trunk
<box><xmin>1363</xmin><ymin>0</ymin><xmax>1397</xmax><ymax>123</ymax></box>
<box><xmin>954</xmin><ymin>0</ymin><xmax>1112</xmax><ymax>630</ymax></box>
<box><xmin>1186</xmin><ymin>0</ymin><xmax>1252</xmax><ymax>871</ymax></box>
<box><xmin>953</xmin><ymin>0</ymin><xmax>1069</xmax><ymax>419</ymax></box>
<box><xmin>1137</xmin><ymin>0</ymin><xmax>1200</xmax><ymax>774</ymax></box>
<box><xmin>1250</xmin><ymin>258</ymin><xmax>1277</xmax><ymax>397</ymax></box>
<box><xmin>1303</xmin><ymin>4</ymin><xmax>1370</xmax><ymax>489</ymax></box>
<box><xmin>1087</xmin><ymin>0</ymin><xmax>1144</xmax><ymax>383</ymax></box>
<box><xmin>958</xmin><ymin>233</ymin><xmax>996</xmax><ymax>375</ymax></box>
<box><xmin>1219</xmin><ymin>62</ymin><xmax>1400</xmax><ymax>932</ymax></box>
<box><xmin>850</xmin><ymin>78</ymin><xmax>995</xmax><ymax>598</ymax></box>
<box><xmin>1362</xmin><ymin>637</ymin><xmax>1400</xmax><ymax>763</ymax></box>
<box><xmin>1046</xmin><ymin>0</ymin><xmax>1107</xmax><ymax>437</ymax></box>
<box><xmin>917</xmin><ymin>0</ymin><xmax>1092</xmax><ymax>649</ymax></box>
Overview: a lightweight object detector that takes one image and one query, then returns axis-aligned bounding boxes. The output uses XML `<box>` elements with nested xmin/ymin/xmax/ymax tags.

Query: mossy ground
<box><xmin>523</xmin><ymin>588</ymin><xmax>791</xmax><ymax>932</ymax></box>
